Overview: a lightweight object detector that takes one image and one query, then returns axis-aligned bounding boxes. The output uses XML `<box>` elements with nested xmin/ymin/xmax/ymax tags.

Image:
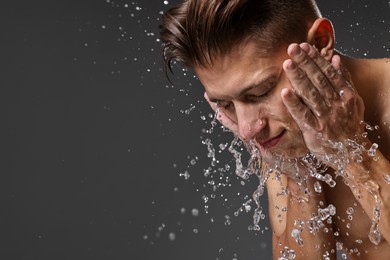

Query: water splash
<box><xmin>305</xmin><ymin>125</ymin><xmax>385</xmax><ymax>246</ymax></box>
<box><xmin>227</xmin><ymin>136</ymin><xmax>250</xmax><ymax>180</ymax></box>
<box><xmin>291</xmin><ymin>228</ymin><xmax>304</xmax><ymax>246</ymax></box>
<box><xmin>227</xmin><ymin>137</ymin><xmax>270</xmax><ymax>229</ymax></box>
<box><xmin>384</xmin><ymin>174</ymin><xmax>390</xmax><ymax>184</ymax></box>
<box><xmin>279</xmin><ymin>246</ymin><xmax>296</xmax><ymax>259</ymax></box>
<box><xmin>199</xmin><ymin>111</ymin><xmax>385</xmax><ymax>254</ymax></box>
<box><xmin>206</xmin><ymin>108</ymin><xmax>220</xmax><ymax>134</ymax></box>
<box><xmin>314</xmin><ymin>181</ymin><xmax>322</xmax><ymax>193</ymax></box>
<box><xmin>368</xmin><ymin>143</ymin><xmax>379</xmax><ymax>157</ymax></box>
<box><xmin>368</xmin><ymin>198</ymin><xmax>382</xmax><ymax>245</ymax></box>
<box><xmin>234</xmin><ymin>199</ymin><xmax>253</xmax><ymax>217</ymax></box>
<box><xmin>202</xmin><ymin>138</ymin><xmax>217</xmax><ymax>166</ymax></box>
<box><xmin>308</xmin><ymin>204</ymin><xmax>336</xmax><ymax>234</ymax></box>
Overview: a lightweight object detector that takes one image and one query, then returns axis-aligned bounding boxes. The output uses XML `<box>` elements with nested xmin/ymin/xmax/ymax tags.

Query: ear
<box><xmin>306</xmin><ymin>18</ymin><xmax>335</xmax><ymax>61</ymax></box>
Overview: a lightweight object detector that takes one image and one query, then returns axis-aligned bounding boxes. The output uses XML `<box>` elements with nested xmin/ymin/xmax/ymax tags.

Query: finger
<box><xmin>331</xmin><ymin>55</ymin><xmax>355</xmax><ymax>92</ymax></box>
<box><xmin>300</xmin><ymin>43</ymin><xmax>353</xmax><ymax>98</ymax></box>
<box><xmin>288</xmin><ymin>43</ymin><xmax>338</xmax><ymax>103</ymax></box>
<box><xmin>281</xmin><ymin>88</ymin><xmax>318</xmax><ymax>130</ymax></box>
<box><xmin>283</xmin><ymin>59</ymin><xmax>329</xmax><ymax>117</ymax></box>
<box><xmin>330</xmin><ymin>55</ymin><xmax>355</xmax><ymax>100</ymax></box>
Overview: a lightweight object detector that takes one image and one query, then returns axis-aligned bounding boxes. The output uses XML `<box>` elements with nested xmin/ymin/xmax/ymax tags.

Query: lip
<box><xmin>257</xmin><ymin>130</ymin><xmax>286</xmax><ymax>149</ymax></box>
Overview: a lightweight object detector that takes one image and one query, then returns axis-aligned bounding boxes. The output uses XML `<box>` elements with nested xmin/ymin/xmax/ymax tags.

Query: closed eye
<box><xmin>252</xmin><ymin>89</ymin><xmax>271</xmax><ymax>100</ymax></box>
<box><xmin>217</xmin><ymin>100</ymin><xmax>234</xmax><ymax>110</ymax></box>
<box><xmin>246</xmin><ymin>82</ymin><xmax>275</xmax><ymax>102</ymax></box>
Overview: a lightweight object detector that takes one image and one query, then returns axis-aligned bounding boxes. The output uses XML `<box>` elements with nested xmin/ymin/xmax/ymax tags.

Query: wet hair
<box><xmin>160</xmin><ymin>0</ymin><xmax>321</xmax><ymax>73</ymax></box>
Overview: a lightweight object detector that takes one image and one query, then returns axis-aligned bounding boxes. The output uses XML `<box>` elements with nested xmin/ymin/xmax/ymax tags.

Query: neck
<box><xmin>337</xmin><ymin>52</ymin><xmax>390</xmax><ymax>129</ymax></box>
<box><xmin>337</xmin><ymin>53</ymin><xmax>389</xmax><ymax>101</ymax></box>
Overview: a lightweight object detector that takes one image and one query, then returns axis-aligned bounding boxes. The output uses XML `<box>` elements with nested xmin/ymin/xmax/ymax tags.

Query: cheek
<box><xmin>266</xmin><ymin>74</ymin><xmax>294</xmax><ymax>117</ymax></box>
<box><xmin>266</xmin><ymin>92</ymin><xmax>291</xmax><ymax>121</ymax></box>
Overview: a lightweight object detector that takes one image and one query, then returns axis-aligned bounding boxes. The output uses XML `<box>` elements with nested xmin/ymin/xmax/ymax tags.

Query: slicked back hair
<box><xmin>160</xmin><ymin>0</ymin><xmax>321</xmax><ymax>73</ymax></box>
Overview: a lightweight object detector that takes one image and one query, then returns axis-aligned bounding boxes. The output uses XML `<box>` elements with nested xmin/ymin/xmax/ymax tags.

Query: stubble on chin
<box><xmin>258</xmin><ymin>143</ymin><xmax>309</xmax><ymax>170</ymax></box>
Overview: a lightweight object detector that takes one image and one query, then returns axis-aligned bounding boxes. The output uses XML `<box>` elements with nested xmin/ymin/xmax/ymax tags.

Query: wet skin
<box><xmin>196</xmin><ymin>41</ymin><xmax>390</xmax><ymax>259</ymax></box>
<box><xmin>196</xmin><ymin>41</ymin><xmax>309</xmax><ymax>160</ymax></box>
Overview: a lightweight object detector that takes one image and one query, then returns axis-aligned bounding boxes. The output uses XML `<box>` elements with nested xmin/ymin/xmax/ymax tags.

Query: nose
<box><xmin>234</xmin><ymin>102</ymin><xmax>265</xmax><ymax>140</ymax></box>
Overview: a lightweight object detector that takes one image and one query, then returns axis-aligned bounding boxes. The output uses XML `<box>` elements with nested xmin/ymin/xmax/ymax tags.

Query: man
<box><xmin>160</xmin><ymin>0</ymin><xmax>390</xmax><ymax>259</ymax></box>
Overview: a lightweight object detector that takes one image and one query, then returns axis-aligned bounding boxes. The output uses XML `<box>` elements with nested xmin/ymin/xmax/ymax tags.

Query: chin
<box><xmin>282</xmin><ymin>147</ymin><xmax>309</xmax><ymax>159</ymax></box>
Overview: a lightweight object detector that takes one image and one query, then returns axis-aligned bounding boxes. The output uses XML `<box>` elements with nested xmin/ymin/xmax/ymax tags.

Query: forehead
<box><xmin>194</xmin><ymin>41</ymin><xmax>287</xmax><ymax>98</ymax></box>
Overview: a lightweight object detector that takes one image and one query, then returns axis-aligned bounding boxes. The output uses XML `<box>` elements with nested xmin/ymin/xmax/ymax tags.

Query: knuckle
<box><xmin>324</xmin><ymin>65</ymin><xmax>338</xmax><ymax>80</ymax></box>
<box><xmin>299</xmin><ymin>56</ymin><xmax>310</xmax><ymax>66</ymax></box>
<box><xmin>290</xmin><ymin>97</ymin><xmax>303</xmax><ymax>109</ymax></box>
<box><xmin>307</xmin><ymin>47</ymin><xmax>318</xmax><ymax>59</ymax></box>
<box><xmin>314</xmin><ymin>73</ymin><xmax>328</xmax><ymax>87</ymax></box>
<box><xmin>296</xmin><ymin>70</ymin><xmax>306</xmax><ymax>80</ymax></box>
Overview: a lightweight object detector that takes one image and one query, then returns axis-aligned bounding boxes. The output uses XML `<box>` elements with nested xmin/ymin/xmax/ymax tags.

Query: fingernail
<box><xmin>300</xmin><ymin>43</ymin><xmax>310</xmax><ymax>53</ymax></box>
<box><xmin>284</xmin><ymin>59</ymin><xmax>296</xmax><ymax>70</ymax></box>
<box><xmin>281</xmin><ymin>88</ymin><xmax>292</xmax><ymax>98</ymax></box>
<box><xmin>291</xmin><ymin>46</ymin><xmax>301</xmax><ymax>56</ymax></box>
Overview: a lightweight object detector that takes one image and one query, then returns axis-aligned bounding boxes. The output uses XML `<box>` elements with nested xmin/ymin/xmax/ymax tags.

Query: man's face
<box><xmin>195</xmin><ymin>41</ymin><xmax>308</xmax><ymax>159</ymax></box>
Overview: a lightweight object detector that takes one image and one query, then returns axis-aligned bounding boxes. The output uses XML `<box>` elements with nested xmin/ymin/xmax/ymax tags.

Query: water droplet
<box><xmin>291</xmin><ymin>229</ymin><xmax>300</xmax><ymax>238</ymax></box>
<box><xmin>314</xmin><ymin>181</ymin><xmax>322</xmax><ymax>193</ymax></box>
<box><xmin>368</xmin><ymin>143</ymin><xmax>379</xmax><ymax>157</ymax></box>
<box><xmin>324</xmin><ymin>174</ymin><xmax>336</xmax><ymax>187</ymax></box>
<box><xmin>179</xmin><ymin>171</ymin><xmax>190</xmax><ymax>180</ymax></box>
<box><xmin>291</xmin><ymin>229</ymin><xmax>304</xmax><ymax>246</ymax></box>
<box><xmin>369</xmin><ymin>222</ymin><xmax>381</xmax><ymax>245</ymax></box>
<box><xmin>168</xmin><ymin>232</ymin><xmax>176</xmax><ymax>241</ymax></box>
<box><xmin>191</xmin><ymin>208</ymin><xmax>199</xmax><ymax>217</ymax></box>
<box><xmin>336</xmin><ymin>242</ymin><xmax>343</xmax><ymax>250</ymax></box>
<box><xmin>224</xmin><ymin>215</ymin><xmax>231</xmax><ymax>226</ymax></box>
<box><xmin>383</xmin><ymin>174</ymin><xmax>390</xmax><ymax>184</ymax></box>
<box><xmin>202</xmin><ymin>138</ymin><xmax>216</xmax><ymax>164</ymax></box>
<box><xmin>280</xmin><ymin>246</ymin><xmax>296</xmax><ymax>259</ymax></box>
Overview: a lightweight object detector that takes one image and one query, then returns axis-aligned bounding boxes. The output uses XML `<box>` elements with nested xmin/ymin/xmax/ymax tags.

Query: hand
<box><xmin>281</xmin><ymin>43</ymin><xmax>365</xmax><ymax>163</ymax></box>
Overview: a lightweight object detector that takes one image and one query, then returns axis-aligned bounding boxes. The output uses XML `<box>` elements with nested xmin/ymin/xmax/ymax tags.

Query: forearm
<box><xmin>344</xmin><ymin>142</ymin><xmax>390</xmax><ymax>244</ymax></box>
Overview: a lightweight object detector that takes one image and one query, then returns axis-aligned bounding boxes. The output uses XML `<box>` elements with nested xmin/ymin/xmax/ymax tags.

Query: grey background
<box><xmin>1</xmin><ymin>0</ymin><xmax>389</xmax><ymax>259</ymax></box>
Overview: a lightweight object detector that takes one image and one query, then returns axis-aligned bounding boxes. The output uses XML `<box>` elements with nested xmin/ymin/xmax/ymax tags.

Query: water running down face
<box><xmin>195</xmin><ymin>41</ymin><xmax>308</xmax><ymax>161</ymax></box>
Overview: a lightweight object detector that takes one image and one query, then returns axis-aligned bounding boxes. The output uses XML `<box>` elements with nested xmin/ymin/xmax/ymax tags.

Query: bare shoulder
<box><xmin>360</xmin><ymin>58</ymin><xmax>390</xmax><ymax>158</ymax></box>
<box><xmin>376</xmin><ymin>58</ymin><xmax>390</xmax><ymax>158</ymax></box>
